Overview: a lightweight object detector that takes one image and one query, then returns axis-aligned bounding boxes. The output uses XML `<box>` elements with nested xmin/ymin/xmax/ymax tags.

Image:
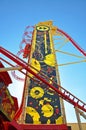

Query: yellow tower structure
<box><xmin>20</xmin><ymin>21</ymin><xmax>65</xmax><ymax>125</ymax></box>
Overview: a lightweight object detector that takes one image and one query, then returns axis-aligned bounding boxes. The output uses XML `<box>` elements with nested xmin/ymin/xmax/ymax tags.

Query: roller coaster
<box><xmin>0</xmin><ymin>21</ymin><xmax>86</xmax><ymax>130</ymax></box>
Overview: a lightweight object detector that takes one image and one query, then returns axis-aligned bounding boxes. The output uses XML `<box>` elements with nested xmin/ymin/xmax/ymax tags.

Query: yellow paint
<box><xmin>47</xmin><ymin>87</ymin><xmax>54</xmax><ymax>95</ymax></box>
<box><xmin>51</xmin><ymin>26</ymin><xmax>57</xmax><ymax>35</ymax></box>
<box><xmin>37</xmin><ymin>21</ymin><xmax>57</xmax><ymax>35</ymax></box>
<box><xmin>47</xmin><ymin>119</ymin><xmax>51</xmax><ymax>124</ymax></box>
<box><xmin>26</xmin><ymin>107</ymin><xmax>41</xmax><ymax>124</ymax></box>
<box><xmin>39</xmin><ymin>98</ymin><xmax>51</xmax><ymax>106</ymax></box>
<box><xmin>36</xmin><ymin>25</ymin><xmax>49</xmax><ymax>31</ymax></box>
<box><xmin>30</xmin><ymin>86</ymin><xmax>44</xmax><ymax>99</ymax></box>
<box><xmin>39</xmin><ymin>99</ymin><xmax>44</xmax><ymax>106</ymax></box>
<box><xmin>44</xmin><ymin>97</ymin><xmax>51</xmax><ymax>102</ymax></box>
<box><xmin>29</xmin><ymin>58</ymin><xmax>41</xmax><ymax>77</ymax></box>
<box><xmin>31</xmin><ymin>29</ymin><xmax>37</xmax><ymax>53</ymax></box>
<box><xmin>49</xmin><ymin>30</ymin><xmax>54</xmax><ymax>53</ymax></box>
<box><xmin>41</xmin><ymin>104</ymin><xmax>54</xmax><ymax>117</ymax></box>
<box><xmin>56</xmin><ymin>116</ymin><xmax>63</xmax><ymax>124</ymax></box>
<box><xmin>44</xmin><ymin>32</ymin><xmax>47</xmax><ymax>54</ymax></box>
<box><xmin>49</xmin><ymin>77</ymin><xmax>53</xmax><ymax>84</ymax></box>
<box><xmin>37</xmin><ymin>21</ymin><xmax>53</xmax><ymax>27</ymax></box>
<box><xmin>44</xmin><ymin>54</ymin><xmax>56</xmax><ymax>66</ymax></box>
<box><xmin>47</xmin><ymin>91</ymin><xmax>54</xmax><ymax>95</ymax></box>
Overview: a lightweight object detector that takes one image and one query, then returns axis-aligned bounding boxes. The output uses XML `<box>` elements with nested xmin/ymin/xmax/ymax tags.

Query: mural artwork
<box><xmin>25</xmin><ymin>21</ymin><xmax>63</xmax><ymax>124</ymax></box>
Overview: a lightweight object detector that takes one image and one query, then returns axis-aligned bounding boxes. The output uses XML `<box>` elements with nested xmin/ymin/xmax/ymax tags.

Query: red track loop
<box><xmin>19</xmin><ymin>25</ymin><xmax>34</xmax><ymax>50</ymax></box>
<box><xmin>11</xmin><ymin>25</ymin><xmax>34</xmax><ymax>81</ymax></box>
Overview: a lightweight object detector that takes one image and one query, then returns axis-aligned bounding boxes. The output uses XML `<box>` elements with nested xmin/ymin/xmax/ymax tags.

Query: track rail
<box><xmin>0</xmin><ymin>46</ymin><xmax>86</xmax><ymax>120</ymax></box>
<box><xmin>57</xmin><ymin>28</ymin><xmax>86</xmax><ymax>56</ymax></box>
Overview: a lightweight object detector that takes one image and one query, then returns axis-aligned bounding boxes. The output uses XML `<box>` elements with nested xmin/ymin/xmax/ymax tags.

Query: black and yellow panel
<box><xmin>25</xmin><ymin>21</ymin><xmax>63</xmax><ymax>124</ymax></box>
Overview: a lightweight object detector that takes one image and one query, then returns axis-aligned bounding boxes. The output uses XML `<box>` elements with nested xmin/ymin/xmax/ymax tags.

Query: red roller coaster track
<box><xmin>57</xmin><ymin>28</ymin><xmax>86</xmax><ymax>56</ymax></box>
<box><xmin>0</xmin><ymin>46</ymin><xmax>86</xmax><ymax>120</ymax></box>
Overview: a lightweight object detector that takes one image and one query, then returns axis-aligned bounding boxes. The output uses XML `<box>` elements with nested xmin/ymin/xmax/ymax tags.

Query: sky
<box><xmin>0</xmin><ymin>0</ymin><xmax>86</xmax><ymax>123</ymax></box>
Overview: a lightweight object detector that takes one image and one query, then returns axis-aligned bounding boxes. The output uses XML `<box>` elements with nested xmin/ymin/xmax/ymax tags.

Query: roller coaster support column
<box><xmin>75</xmin><ymin>107</ymin><xmax>82</xmax><ymax>130</ymax></box>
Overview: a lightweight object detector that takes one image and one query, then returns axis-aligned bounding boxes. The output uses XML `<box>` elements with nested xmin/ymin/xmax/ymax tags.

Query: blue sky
<box><xmin>0</xmin><ymin>0</ymin><xmax>86</xmax><ymax>123</ymax></box>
